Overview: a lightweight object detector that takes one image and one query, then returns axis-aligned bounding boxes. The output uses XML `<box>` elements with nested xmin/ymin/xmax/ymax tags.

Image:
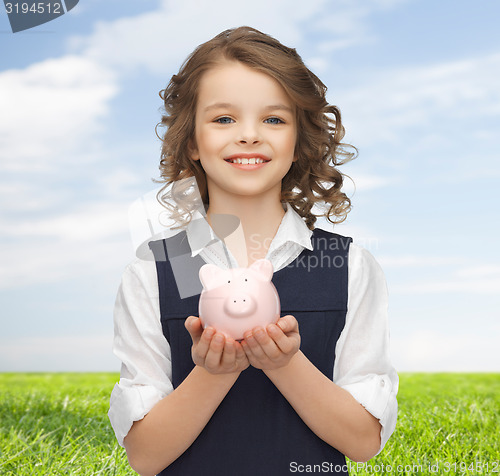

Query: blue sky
<box><xmin>1</xmin><ymin>0</ymin><xmax>499</xmax><ymax>372</ymax></box>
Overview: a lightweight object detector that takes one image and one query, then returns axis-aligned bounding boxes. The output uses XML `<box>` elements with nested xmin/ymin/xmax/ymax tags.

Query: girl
<box><xmin>109</xmin><ymin>26</ymin><xmax>398</xmax><ymax>476</ymax></box>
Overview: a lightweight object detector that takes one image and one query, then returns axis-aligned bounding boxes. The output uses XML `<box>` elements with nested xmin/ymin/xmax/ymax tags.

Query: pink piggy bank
<box><xmin>198</xmin><ymin>259</ymin><xmax>280</xmax><ymax>340</ymax></box>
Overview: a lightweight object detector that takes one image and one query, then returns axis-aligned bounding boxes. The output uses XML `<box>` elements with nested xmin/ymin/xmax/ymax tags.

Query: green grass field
<box><xmin>0</xmin><ymin>373</ymin><xmax>499</xmax><ymax>475</ymax></box>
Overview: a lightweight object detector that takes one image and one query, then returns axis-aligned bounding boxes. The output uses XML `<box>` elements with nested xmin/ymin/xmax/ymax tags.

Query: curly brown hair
<box><xmin>156</xmin><ymin>26</ymin><xmax>356</xmax><ymax>230</ymax></box>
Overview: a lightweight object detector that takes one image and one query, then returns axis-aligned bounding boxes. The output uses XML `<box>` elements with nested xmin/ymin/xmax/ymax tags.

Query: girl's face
<box><xmin>191</xmin><ymin>61</ymin><xmax>297</xmax><ymax>203</ymax></box>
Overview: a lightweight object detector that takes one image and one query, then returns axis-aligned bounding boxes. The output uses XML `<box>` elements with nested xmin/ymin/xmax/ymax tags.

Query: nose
<box><xmin>237</xmin><ymin>122</ymin><xmax>261</xmax><ymax>144</ymax></box>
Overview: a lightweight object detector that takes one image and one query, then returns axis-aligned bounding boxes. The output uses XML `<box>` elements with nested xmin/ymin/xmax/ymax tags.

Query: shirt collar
<box><xmin>267</xmin><ymin>202</ymin><xmax>313</xmax><ymax>255</ymax></box>
<box><xmin>185</xmin><ymin>202</ymin><xmax>313</xmax><ymax>259</ymax></box>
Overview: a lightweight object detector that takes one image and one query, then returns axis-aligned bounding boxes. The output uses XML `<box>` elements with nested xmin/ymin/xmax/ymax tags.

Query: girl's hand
<box><xmin>185</xmin><ymin>316</ymin><xmax>249</xmax><ymax>375</ymax></box>
<box><xmin>241</xmin><ymin>315</ymin><xmax>300</xmax><ymax>371</ymax></box>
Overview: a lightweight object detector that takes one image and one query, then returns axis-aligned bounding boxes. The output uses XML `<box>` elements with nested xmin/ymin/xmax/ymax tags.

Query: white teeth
<box><xmin>228</xmin><ymin>157</ymin><xmax>267</xmax><ymax>164</ymax></box>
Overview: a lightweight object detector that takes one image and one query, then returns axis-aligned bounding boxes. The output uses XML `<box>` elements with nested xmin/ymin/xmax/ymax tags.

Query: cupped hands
<box><xmin>185</xmin><ymin>315</ymin><xmax>249</xmax><ymax>374</ymax></box>
<box><xmin>240</xmin><ymin>315</ymin><xmax>300</xmax><ymax>371</ymax></box>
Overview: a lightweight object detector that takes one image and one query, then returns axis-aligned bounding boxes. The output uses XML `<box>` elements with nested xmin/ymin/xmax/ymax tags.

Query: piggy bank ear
<box><xmin>249</xmin><ymin>259</ymin><xmax>273</xmax><ymax>282</ymax></box>
<box><xmin>199</xmin><ymin>264</ymin><xmax>224</xmax><ymax>290</ymax></box>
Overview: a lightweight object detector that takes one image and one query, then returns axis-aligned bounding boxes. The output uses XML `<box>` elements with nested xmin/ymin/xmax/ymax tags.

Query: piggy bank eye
<box><xmin>244</xmin><ymin>278</ymin><xmax>247</xmax><ymax>282</ymax></box>
<box><xmin>227</xmin><ymin>280</ymin><xmax>231</xmax><ymax>283</ymax></box>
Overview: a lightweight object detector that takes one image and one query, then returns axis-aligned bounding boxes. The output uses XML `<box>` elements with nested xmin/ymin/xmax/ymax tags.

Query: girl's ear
<box><xmin>188</xmin><ymin>139</ymin><xmax>200</xmax><ymax>161</ymax></box>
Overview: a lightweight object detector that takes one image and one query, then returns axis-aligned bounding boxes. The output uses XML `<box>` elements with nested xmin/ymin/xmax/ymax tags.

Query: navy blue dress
<box><xmin>149</xmin><ymin>228</ymin><xmax>352</xmax><ymax>475</ymax></box>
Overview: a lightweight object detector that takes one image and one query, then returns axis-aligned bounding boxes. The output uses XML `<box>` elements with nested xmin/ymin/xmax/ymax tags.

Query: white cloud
<box><xmin>392</xmin><ymin>330</ymin><xmax>500</xmax><ymax>372</ymax></box>
<box><xmin>313</xmin><ymin>4</ymin><xmax>371</xmax><ymax>38</ymax></box>
<box><xmin>383</xmin><ymin>259</ymin><xmax>500</xmax><ymax>295</ymax></box>
<box><xmin>342</xmin><ymin>173</ymin><xmax>398</xmax><ymax>195</ymax></box>
<box><xmin>67</xmin><ymin>0</ymin><xmax>397</xmax><ymax>76</ymax></box>
<box><xmin>455</xmin><ymin>265</ymin><xmax>500</xmax><ymax>279</ymax></box>
<box><xmin>391</xmin><ymin>277</ymin><xmax>500</xmax><ymax>295</ymax></box>
<box><xmin>0</xmin><ymin>203</ymin><xmax>128</xmax><ymax>241</ymax></box>
<box><xmin>0</xmin><ymin>55</ymin><xmax>117</xmax><ymax>172</ymax></box>
<box><xmin>0</xmin><ymin>182</ymin><xmax>62</xmax><ymax>212</ymax></box>
<box><xmin>338</xmin><ymin>53</ymin><xmax>500</xmax><ymax>147</ymax></box>
<box><xmin>379</xmin><ymin>254</ymin><xmax>463</xmax><ymax>268</ymax></box>
<box><xmin>0</xmin><ymin>202</ymin><xmax>133</xmax><ymax>288</ymax></box>
<box><xmin>0</xmin><ymin>237</ymin><xmax>133</xmax><ymax>289</ymax></box>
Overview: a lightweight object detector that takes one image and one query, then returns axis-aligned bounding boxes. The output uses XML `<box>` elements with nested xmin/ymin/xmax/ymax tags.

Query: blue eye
<box><xmin>265</xmin><ymin>117</ymin><xmax>285</xmax><ymax>125</ymax></box>
<box><xmin>215</xmin><ymin>117</ymin><xmax>234</xmax><ymax>124</ymax></box>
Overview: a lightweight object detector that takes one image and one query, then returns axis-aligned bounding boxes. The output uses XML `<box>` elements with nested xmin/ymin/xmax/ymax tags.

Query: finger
<box><xmin>240</xmin><ymin>339</ymin><xmax>252</xmax><ymax>358</ymax></box>
<box><xmin>267</xmin><ymin>323</ymin><xmax>296</xmax><ymax>354</ymax></box>
<box><xmin>243</xmin><ymin>329</ymin><xmax>268</xmax><ymax>360</ymax></box>
<box><xmin>234</xmin><ymin>342</ymin><xmax>248</xmax><ymax>365</ymax></box>
<box><xmin>185</xmin><ymin>315</ymin><xmax>201</xmax><ymax>334</ymax></box>
<box><xmin>220</xmin><ymin>338</ymin><xmax>236</xmax><ymax>369</ymax></box>
<box><xmin>252</xmin><ymin>326</ymin><xmax>283</xmax><ymax>359</ymax></box>
<box><xmin>204</xmin><ymin>332</ymin><xmax>225</xmax><ymax>369</ymax></box>
<box><xmin>184</xmin><ymin>315</ymin><xmax>195</xmax><ymax>332</ymax></box>
<box><xmin>277</xmin><ymin>315</ymin><xmax>298</xmax><ymax>334</ymax></box>
<box><xmin>195</xmin><ymin>326</ymin><xmax>215</xmax><ymax>361</ymax></box>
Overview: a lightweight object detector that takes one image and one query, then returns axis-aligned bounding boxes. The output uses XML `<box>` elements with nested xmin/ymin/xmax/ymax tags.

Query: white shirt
<box><xmin>108</xmin><ymin>204</ymin><xmax>398</xmax><ymax>454</ymax></box>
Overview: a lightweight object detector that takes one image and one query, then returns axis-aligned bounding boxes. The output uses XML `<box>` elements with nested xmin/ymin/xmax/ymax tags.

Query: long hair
<box><xmin>156</xmin><ymin>26</ymin><xmax>356</xmax><ymax>229</ymax></box>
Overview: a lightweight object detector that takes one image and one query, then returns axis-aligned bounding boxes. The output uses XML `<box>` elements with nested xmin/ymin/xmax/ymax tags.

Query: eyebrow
<box><xmin>203</xmin><ymin>102</ymin><xmax>293</xmax><ymax>113</ymax></box>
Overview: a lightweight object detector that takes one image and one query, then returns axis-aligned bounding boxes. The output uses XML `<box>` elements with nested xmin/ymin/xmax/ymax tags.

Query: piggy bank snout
<box><xmin>223</xmin><ymin>292</ymin><xmax>257</xmax><ymax>317</ymax></box>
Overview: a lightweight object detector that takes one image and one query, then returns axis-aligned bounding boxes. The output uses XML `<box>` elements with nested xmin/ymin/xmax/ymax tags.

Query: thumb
<box><xmin>185</xmin><ymin>316</ymin><xmax>203</xmax><ymax>342</ymax></box>
<box><xmin>277</xmin><ymin>316</ymin><xmax>288</xmax><ymax>332</ymax></box>
<box><xmin>277</xmin><ymin>315</ymin><xmax>296</xmax><ymax>333</ymax></box>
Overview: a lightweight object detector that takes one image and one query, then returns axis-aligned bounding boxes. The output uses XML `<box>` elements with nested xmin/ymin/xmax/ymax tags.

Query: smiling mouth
<box><xmin>224</xmin><ymin>157</ymin><xmax>270</xmax><ymax>165</ymax></box>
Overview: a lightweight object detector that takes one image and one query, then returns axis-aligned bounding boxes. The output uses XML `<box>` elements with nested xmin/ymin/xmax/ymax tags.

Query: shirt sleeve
<box><xmin>333</xmin><ymin>243</ymin><xmax>399</xmax><ymax>454</ymax></box>
<box><xmin>108</xmin><ymin>257</ymin><xmax>174</xmax><ymax>447</ymax></box>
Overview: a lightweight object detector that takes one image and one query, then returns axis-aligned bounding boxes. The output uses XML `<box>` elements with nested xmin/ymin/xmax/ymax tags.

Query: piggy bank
<box><xmin>198</xmin><ymin>259</ymin><xmax>280</xmax><ymax>340</ymax></box>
